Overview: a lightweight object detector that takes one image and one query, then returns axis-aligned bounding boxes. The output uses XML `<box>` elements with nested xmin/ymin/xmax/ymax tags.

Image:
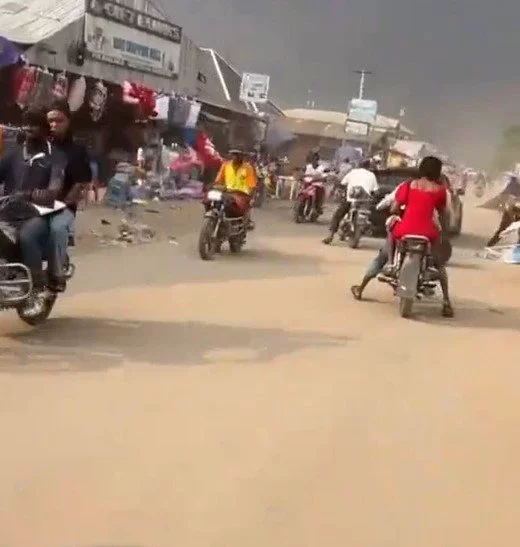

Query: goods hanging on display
<box><xmin>68</xmin><ymin>76</ymin><xmax>87</xmax><ymax>112</ymax></box>
<box><xmin>122</xmin><ymin>81</ymin><xmax>157</xmax><ymax>120</ymax></box>
<box><xmin>89</xmin><ymin>80</ymin><xmax>108</xmax><ymax>122</ymax></box>
<box><xmin>12</xmin><ymin>65</ymin><xmax>37</xmax><ymax>110</ymax></box>
<box><xmin>31</xmin><ymin>68</ymin><xmax>54</xmax><ymax>109</ymax></box>
<box><xmin>52</xmin><ymin>71</ymin><xmax>69</xmax><ymax>100</ymax></box>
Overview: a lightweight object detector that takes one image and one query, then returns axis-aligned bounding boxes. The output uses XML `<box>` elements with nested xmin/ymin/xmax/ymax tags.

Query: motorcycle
<box><xmin>198</xmin><ymin>188</ymin><xmax>248</xmax><ymax>260</ymax></box>
<box><xmin>378</xmin><ymin>235</ymin><xmax>439</xmax><ymax>318</ymax></box>
<box><xmin>293</xmin><ymin>175</ymin><xmax>326</xmax><ymax>223</ymax></box>
<box><xmin>338</xmin><ymin>186</ymin><xmax>372</xmax><ymax>248</ymax></box>
<box><xmin>0</xmin><ymin>216</ymin><xmax>75</xmax><ymax>326</ymax></box>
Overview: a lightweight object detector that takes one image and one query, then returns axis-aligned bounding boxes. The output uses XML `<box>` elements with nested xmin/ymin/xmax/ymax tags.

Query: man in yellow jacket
<box><xmin>214</xmin><ymin>148</ymin><xmax>257</xmax><ymax>224</ymax></box>
<box><xmin>214</xmin><ymin>148</ymin><xmax>257</xmax><ymax>195</ymax></box>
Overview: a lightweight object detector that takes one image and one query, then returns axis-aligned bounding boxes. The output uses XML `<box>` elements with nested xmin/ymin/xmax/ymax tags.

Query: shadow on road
<box><xmin>419</xmin><ymin>299</ymin><xmax>520</xmax><ymax>331</ymax></box>
<box><xmin>0</xmin><ymin>317</ymin><xmax>349</xmax><ymax>374</ymax></box>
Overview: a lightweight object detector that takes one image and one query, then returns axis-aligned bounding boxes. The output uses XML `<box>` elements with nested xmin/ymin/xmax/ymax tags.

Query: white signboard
<box><xmin>239</xmin><ymin>72</ymin><xmax>270</xmax><ymax>103</ymax></box>
<box><xmin>84</xmin><ymin>0</ymin><xmax>182</xmax><ymax>78</ymax></box>
<box><xmin>345</xmin><ymin>98</ymin><xmax>378</xmax><ymax>137</ymax></box>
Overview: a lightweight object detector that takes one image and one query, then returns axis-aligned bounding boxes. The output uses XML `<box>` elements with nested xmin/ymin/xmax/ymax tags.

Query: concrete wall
<box><xmin>25</xmin><ymin>19</ymin><xmax>199</xmax><ymax>95</ymax></box>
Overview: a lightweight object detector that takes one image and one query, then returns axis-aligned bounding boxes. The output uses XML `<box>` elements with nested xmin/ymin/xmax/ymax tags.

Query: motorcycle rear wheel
<box><xmin>399</xmin><ymin>296</ymin><xmax>413</xmax><ymax>318</ymax></box>
<box><xmin>198</xmin><ymin>218</ymin><xmax>218</xmax><ymax>260</ymax></box>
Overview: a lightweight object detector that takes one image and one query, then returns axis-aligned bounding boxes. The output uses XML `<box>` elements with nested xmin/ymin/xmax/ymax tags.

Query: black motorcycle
<box><xmin>198</xmin><ymin>188</ymin><xmax>248</xmax><ymax>260</ymax></box>
<box><xmin>0</xmin><ymin>199</ymin><xmax>75</xmax><ymax>325</ymax></box>
<box><xmin>338</xmin><ymin>186</ymin><xmax>373</xmax><ymax>248</ymax></box>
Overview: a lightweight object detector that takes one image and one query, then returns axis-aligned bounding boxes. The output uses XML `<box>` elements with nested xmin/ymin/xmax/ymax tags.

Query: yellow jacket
<box><xmin>215</xmin><ymin>160</ymin><xmax>257</xmax><ymax>194</ymax></box>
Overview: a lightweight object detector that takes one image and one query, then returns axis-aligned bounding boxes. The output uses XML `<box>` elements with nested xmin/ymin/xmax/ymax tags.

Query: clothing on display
<box><xmin>155</xmin><ymin>96</ymin><xmax>169</xmax><ymax>120</ymax></box>
<box><xmin>185</xmin><ymin>101</ymin><xmax>201</xmax><ymax>128</ymax></box>
<box><xmin>12</xmin><ymin>65</ymin><xmax>37</xmax><ymax>109</ymax></box>
<box><xmin>68</xmin><ymin>76</ymin><xmax>86</xmax><ymax>112</ymax></box>
<box><xmin>31</xmin><ymin>68</ymin><xmax>54</xmax><ymax>109</ymax></box>
<box><xmin>89</xmin><ymin>80</ymin><xmax>108</xmax><ymax>122</ymax></box>
<box><xmin>52</xmin><ymin>71</ymin><xmax>69</xmax><ymax>100</ymax></box>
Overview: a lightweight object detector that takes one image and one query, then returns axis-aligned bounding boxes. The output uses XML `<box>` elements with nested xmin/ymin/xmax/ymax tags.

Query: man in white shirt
<box><xmin>323</xmin><ymin>159</ymin><xmax>378</xmax><ymax>244</ymax></box>
<box><xmin>303</xmin><ymin>153</ymin><xmax>327</xmax><ymax>213</ymax></box>
<box><xmin>343</xmin><ymin>159</ymin><xmax>378</xmax><ymax>200</ymax></box>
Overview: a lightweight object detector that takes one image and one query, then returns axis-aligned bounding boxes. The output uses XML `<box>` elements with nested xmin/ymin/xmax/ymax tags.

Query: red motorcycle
<box><xmin>293</xmin><ymin>175</ymin><xmax>326</xmax><ymax>223</ymax></box>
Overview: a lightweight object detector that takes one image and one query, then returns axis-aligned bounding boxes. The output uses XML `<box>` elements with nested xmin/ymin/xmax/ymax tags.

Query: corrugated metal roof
<box><xmin>284</xmin><ymin>108</ymin><xmax>414</xmax><ymax>136</ymax></box>
<box><xmin>0</xmin><ymin>0</ymin><xmax>84</xmax><ymax>44</ymax></box>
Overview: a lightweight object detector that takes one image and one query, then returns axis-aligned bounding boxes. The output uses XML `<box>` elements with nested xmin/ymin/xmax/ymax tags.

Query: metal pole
<box><xmin>354</xmin><ymin>69</ymin><xmax>372</xmax><ymax>100</ymax></box>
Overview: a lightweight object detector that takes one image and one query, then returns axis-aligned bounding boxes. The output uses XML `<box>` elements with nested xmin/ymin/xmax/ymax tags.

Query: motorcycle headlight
<box><xmin>207</xmin><ymin>190</ymin><xmax>223</xmax><ymax>201</ymax></box>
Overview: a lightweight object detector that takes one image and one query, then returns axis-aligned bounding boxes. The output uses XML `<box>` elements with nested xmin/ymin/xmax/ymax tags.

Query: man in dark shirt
<box><xmin>46</xmin><ymin>99</ymin><xmax>92</xmax><ymax>291</ymax></box>
<box><xmin>0</xmin><ymin>108</ymin><xmax>66</xmax><ymax>314</ymax></box>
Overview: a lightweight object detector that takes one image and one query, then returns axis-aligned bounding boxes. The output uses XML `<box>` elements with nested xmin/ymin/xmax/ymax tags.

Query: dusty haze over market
<box><xmin>168</xmin><ymin>0</ymin><xmax>520</xmax><ymax>166</ymax></box>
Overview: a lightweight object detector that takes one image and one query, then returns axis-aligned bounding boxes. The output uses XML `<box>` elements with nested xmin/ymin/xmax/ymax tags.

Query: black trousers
<box><xmin>329</xmin><ymin>201</ymin><xmax>351</xmax><ymax>233</ymax></box>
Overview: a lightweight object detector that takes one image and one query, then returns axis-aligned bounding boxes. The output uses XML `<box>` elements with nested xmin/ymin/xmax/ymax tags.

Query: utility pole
<box><xmin>353</xmin><ymin>69</ymin><xmax>372</xmax><ymax>100</ymax></box>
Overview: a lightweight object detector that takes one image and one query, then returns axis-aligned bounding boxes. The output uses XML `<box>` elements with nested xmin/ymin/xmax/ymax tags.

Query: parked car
<box><xmin>371</xmin><ymin>167</ymin><xmax>464</xmax><ymax>237</ymax></box>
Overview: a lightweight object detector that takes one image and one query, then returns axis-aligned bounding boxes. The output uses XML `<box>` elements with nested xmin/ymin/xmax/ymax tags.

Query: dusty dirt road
<box><xmin>0</xmin><ymin>200</ymin><xmax>518</xmax><ymax>547</ymax></box>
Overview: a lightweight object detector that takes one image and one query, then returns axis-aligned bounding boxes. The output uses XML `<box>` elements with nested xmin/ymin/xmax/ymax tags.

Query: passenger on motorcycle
<box><xmin>350</xmin><ymin>156</ymin><xmax>454</xmax><ymax>317</ymax></box>
<box><xmin>323</xmin><ymin>159</ymin><xmax>377</xmax><ymax>245</ymax></box>
<box><xmin>213</xmin><ymin>148</ymin><xmax>257</xmax><ymax>221</ymax></box>
<box><xmin>0</xmin><ymin>108</ymin><xmax>66</xmax><ymax>316</ymax></box>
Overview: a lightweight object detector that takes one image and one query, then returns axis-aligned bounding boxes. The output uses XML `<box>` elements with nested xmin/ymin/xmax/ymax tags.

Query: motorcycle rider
<box><xmin>304</xmin><ymin>151</ymin><xmax>327</xmax><ymax>214</ymax></box>
<box><xmin>350</xmin><ymin>156</ymin><xmax>454</xmax><ymax>317</ymax></box>
<box><xmin>323</xmin><ymin>159</ymin><xmax>378</xmax><ymax>245</ymax></box>
<box><xmin>0</xmin><ymin>108</ymin><xmax>66</xmax><ymax>315</ymax></box>
<box><xmin>46</xmin><ymin>99</ymin><xmax>92</xmax><ymax>291</ymax></box>
<box><xmin>214</xmin><ymin>148</ymin><xmax>257</xmax><ymax>222</ymax></box>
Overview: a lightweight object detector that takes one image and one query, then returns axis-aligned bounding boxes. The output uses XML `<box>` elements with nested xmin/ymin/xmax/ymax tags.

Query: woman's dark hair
<box><xmin>22</xmin><ymin>108</ymin><xmax>49</xmax><ymax>130</ymax></box>
<box><xmin>48</xmin><ymin>98</ymin><xmax>72</xmax><ymax>119</ymax></box>
<box><xmin>418</xmin><ymin>156</ymin><xmax>442</xmax><ymax>181</ymax></box>
<box><xmin>359</xmin><ymin>159</ymin><xmax>372</xmax><ymax>169</ymax></box>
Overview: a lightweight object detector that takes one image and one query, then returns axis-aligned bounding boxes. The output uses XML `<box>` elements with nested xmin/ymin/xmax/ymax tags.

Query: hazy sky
<box><xmin>166</xmin><ymin>0</ymin><xmax>520</xmax><ymax>165</ymax></box>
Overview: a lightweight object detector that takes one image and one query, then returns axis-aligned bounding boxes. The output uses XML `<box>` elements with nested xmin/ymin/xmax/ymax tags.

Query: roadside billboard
<box><xmin>345</xmin><ymin>98</ymin><xmax>378</xmax><ymax>136</ymax></box>
<box><xmin>84</xmin><ymin>0</ymin><xmax>182</xmax><ymax>78</ymax></box>
<box><xmin>239</xmin><ymin>72</ymin><xmax>270</xmax><ymax>103</ymax></box>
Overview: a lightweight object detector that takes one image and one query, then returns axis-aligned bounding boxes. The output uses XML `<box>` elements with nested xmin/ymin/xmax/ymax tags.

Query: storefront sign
<box><xmin>239</xmin><ymin>72</ymin><xmax>270</xmax><ymax>103</ymax></box>
<box><xmin>345</xmin><ymin>98</ymin><xmax>378</xmax><ymax>136</ymax></box>
<box><xmin>84</xmin><ymin>0</ymin><xmax>182</xmax><ymax>77</ymax></box>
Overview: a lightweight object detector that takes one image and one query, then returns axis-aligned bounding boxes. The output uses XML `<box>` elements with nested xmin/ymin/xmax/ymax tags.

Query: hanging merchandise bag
<box><xmin>68</xmin><ymin>76</ymin><xmax>86</xmax><ymax>112</ymax></box>
<box><xmin>89</xmin><ymin>80</ymin><xmax>108</xmax><ymax>122</ymax></box>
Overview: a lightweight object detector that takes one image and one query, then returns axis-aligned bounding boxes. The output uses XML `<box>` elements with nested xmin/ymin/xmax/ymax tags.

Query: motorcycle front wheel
<box><xmin>347</xmin><ymin>223</ymin><xmax>363</xmax><ymax>249</ymax></box>
<box><xmin>198</xmin><ymin>218</ymin><xmax>218</xmax><ymax>260</ymax></box>
<box><xmin>17</xmin><ymin>294</ymin><xmax>57</xmax><ymax>326</ymax></box>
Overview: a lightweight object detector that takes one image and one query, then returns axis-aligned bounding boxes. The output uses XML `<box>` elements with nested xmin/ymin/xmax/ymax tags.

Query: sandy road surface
<box><xmin>0</xmin><ymin>200</ymin><xmax>519</xmax><ymax>547</ymax></box>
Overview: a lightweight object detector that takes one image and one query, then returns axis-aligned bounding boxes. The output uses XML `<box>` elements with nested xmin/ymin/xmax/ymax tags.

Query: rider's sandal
<box><xmin>442</xmin><ymin>302</ymin><xmax>454</xmax><ymax>318</ymax></box>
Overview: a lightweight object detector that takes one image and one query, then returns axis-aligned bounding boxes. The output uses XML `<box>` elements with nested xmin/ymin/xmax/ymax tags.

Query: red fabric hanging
<box><xmin>122</xmin><ymin>80</ymin><xmax>157</xmax><ymax>120</ymax></box>
<box><xmin>12</xmin><ymin>65</ymin><xmax>37</xmax><ymax>109</ymax></box>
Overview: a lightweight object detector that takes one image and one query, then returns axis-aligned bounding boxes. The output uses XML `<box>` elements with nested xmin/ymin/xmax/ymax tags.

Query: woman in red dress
<box><xmin>352</xmin><ymin>156</ymin><xmax>454</xmax><ymax>317</ymax></box>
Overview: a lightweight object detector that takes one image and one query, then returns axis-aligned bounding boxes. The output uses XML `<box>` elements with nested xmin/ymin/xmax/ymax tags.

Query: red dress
<box><xmin>392</xmin><ymin>181</ymin><xmax>447</xmax><ymax>242</ymax></box>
